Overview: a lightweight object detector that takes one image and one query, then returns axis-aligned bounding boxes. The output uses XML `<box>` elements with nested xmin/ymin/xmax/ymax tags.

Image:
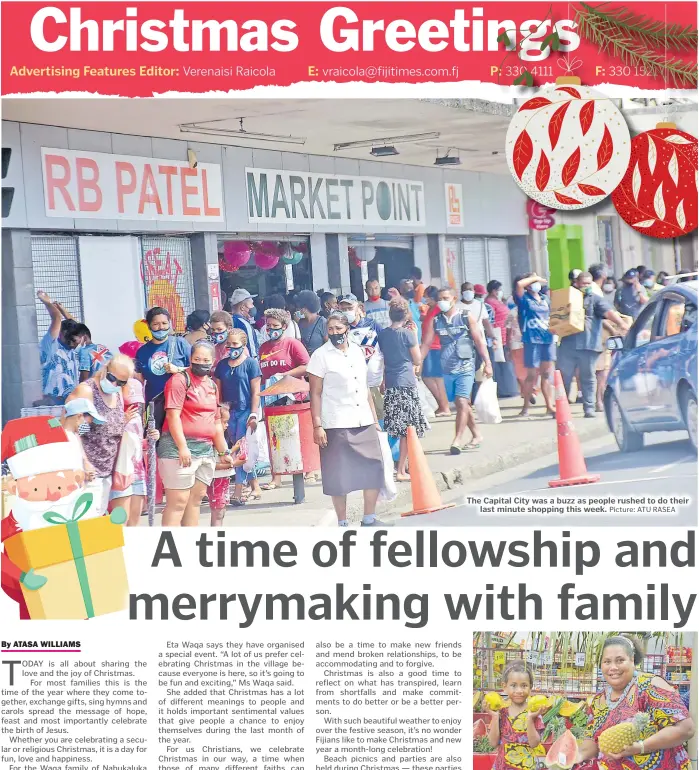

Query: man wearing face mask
<box><xmin>35</xmin><ymin>290</ymin><xmax>83</xmax><ymax>405</ymax></box>
<box><xmin>364</xmin><ymin>279</ymin><xmax>390</xmax><ymax>329</ymax></box>
<box><xmin>558</xmin><ymin>272</ymin><xmax>629</xmax><ymax>418</ymax></box>
<box><xmin>588</xmin><ymin>264</ymin><xmax>608</xmax><ymax>297</ymax></box>
<box><xmin>230</xmin><ymin>288</ymin><xmax>260</xmax><ymax>358</ymax></box>
<box><xmin>614</xmin><ymin>269</ymin><xmax>649</xmax><ymax>319</ymax></box>
<box><xmin>642</xmin><ymin>269</ymin><xmax>663</xmax><ymax>295</ymax></box>
<box><xmin>421</xmin><ymin>287</ymin><xmax>492</xmax><ymax>454</ymax></box>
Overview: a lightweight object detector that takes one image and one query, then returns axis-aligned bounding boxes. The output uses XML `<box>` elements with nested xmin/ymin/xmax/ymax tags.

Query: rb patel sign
<box><xmin>41</xmin><ymin>148</ymin><xmax>224</xmax><ymax>222</ymax></box>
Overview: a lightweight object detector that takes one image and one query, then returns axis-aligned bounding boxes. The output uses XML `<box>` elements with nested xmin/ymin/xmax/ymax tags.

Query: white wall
<box><xmin>78</xmin><ymin>235</ymin><xmax>143</xmax><ymax>355</ymax></box>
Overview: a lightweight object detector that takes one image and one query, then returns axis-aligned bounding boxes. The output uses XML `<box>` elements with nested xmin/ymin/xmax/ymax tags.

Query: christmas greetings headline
<box><xmin>29</xmin><ymin>6</ymin><xmax>579</xmax><ymax>59</ymax></box>
<box><xmin>129</xmin><ymin>530</ymin><xmax>697</xmax><ymax>629</ymax></box>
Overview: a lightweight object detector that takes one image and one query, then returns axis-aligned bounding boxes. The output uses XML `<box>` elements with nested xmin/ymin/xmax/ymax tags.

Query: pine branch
<box><xmin>578</xmin><ymin>2</ymin><xmax>698</xmax><ymax>51</ymax></box>
<box><xmin>577</xmin><ymin>11</ymin><xmax>698</xmax><ymax>87</ymax></box>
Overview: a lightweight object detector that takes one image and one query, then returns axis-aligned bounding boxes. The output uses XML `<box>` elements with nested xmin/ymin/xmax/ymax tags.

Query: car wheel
<box><xmin>609</xmin><ymin>394</ymin><xmax>644</xmax><ymax>453</ymax></box>
<box><xmin>681</xmin><ymin>388</ymin><xmax>698</xmax><ymax>452</ymax></box>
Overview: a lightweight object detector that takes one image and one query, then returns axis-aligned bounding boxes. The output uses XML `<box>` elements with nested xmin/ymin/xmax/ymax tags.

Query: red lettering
<box><xmin>180</xmin><ymin>168</ymin><xmax>201</xmax><ymax>216</ymax></box>
<box><xmin>115</xmin><ymin>161</ymin><xmax>137</xmax><ymax>214</ymax></box>
<box><xmin>158</xmin><ymin>165</ymin><xmax>178</xmax><ymax>215</ymax></box>
<box><xmin>44</xmin><ymin>154</ymin><xmax>75</xmax><ymax>211</ymax></box>
<box><xmin>138</xmin><ymin>163</ymin><xmax>163</xmax><ymax>215</ymax></box>
<box><xmin>202</xmin><ymin>169</ymin><xmax>221</xmax><ymax>217</ymax></box>
<box><xmin>75</xmin><ymin>157</ymin><xmax>102</xmax><ymax>212</ymax></box>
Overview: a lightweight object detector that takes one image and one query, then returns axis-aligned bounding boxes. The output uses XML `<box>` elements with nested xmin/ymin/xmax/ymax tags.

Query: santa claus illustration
<box><xmin>1</xmin><ymin>416</ymin><xmax>103</xmax><ymax>618</ymax></box>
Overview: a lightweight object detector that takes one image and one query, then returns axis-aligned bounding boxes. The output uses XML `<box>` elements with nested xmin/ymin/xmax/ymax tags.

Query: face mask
<box><xmin>191</xmin><ymin>363</ymin><xmax>213</xmax><ymax>377</ymax></box>
<box><xmin>151</xmin><ymin>329</ymin><xmax>169</xmax><ymax>341</ymax></box>
<box><xmin>644</xmin><ymin>280</ymin><xmax>654</xmax><ymax>288</ymax></box>
<box><xmin>77</xmin><ymin>422</ymin><xmax>91</xmax><ymax>436</ymax></box>
<box><xmin>582</xmin><ymin>286</ymin><xmax>593</xmax><ymax>295</ymax></box>
<box><xmin>267</xmin><ymin>328</ymin><xmax>284</xmax><ymax>341</ymax></box>
<box><xmin>247</xmin><ymin>306</ymin><xmax>257</xmax><ymax>320</ymax></box>
<box><xmin>437</xmin><ymin>300</ymin><xmax>452</xmax><ymax>313</ymax></box>
<box><xmin>344</xmin><ymin>311</ymin><xmax>356</xmax><ymax>324</ymax></box>
<box><xmin>212</xmin><ymin>331</ymin><xmax>228</xmax><ymax>344</ymax></box>
<box><xmin>329</xmin><ymin>332</ymin><xmax>347</xmax><ymax>347</ymax></box>
<box><xmin>603</xmin><ymin>285</ymin><xmax>615</xmax><ymax>294</ymax></box>
<box><xmin>100</xmin><ymin>377</ymin><xmax>122</xmax><ymax>395</ymax></box>
<box><xmin>529</xmin><ymin>282</ymin><xmax>542</xmax><ymax>294</ymax></box>
<box><xmin>496</xmin><ymin>290</ymin><xmax>504</xmax><ymax>300</ymax></box>
<box><xmin>462</xmin><ymin>290</ymin><xmax>475</xmax><ymax>302</ymax></box>
<box><xmin>294</xmin><ymin>311</ymin><xmax>304</xmax><ymax>321</ymax></box>
<box><xmin>228</xmin><ymin>347</ymin><xmax>244</xmax><ymax>360</ymax></box>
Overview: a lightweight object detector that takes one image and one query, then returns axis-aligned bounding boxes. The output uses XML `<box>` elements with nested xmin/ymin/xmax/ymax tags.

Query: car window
<box><xmin>658</xmin><ymin>297</ymin><xmax>696</xmax><ymax>338</ymax></box>
<box><xmin>631</xmin><ymin>302</ymin><xmax>662</xmax><ymax>348</ymax></box>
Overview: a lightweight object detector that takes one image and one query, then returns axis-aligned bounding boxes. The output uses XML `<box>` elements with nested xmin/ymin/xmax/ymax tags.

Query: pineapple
<box><xmin>598</xmin><ymin>713</ymin><xmax>650</xmax><ymax>755</ymax></box>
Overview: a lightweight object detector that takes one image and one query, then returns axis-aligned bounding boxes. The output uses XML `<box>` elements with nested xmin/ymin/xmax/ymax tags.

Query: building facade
<box><xmin>1</xmin><ymin>119</ymin><xmax>532</xmax><ymax>419</ymax></box>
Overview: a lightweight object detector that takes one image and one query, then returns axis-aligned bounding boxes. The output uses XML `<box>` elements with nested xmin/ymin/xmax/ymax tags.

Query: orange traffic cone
<box><xmin>549</xmin><ymin>370</ymin><xmax>600</xmax><ymax>488</ymax></box>
<box><xmin>401</xmin><ymin>426</ymin><xmax>454</xmax><ymax>517</ymax></box>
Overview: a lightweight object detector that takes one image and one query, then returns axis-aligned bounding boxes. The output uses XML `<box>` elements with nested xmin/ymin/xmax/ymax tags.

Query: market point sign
<box><xmin>41</xmin><ymin>148</ymin><xmax>224</xmax><ymax>221</ymax></box>
<box><xmin>246</xmin><ymin>168</ymin><xmax>426</xmax><ymax>227</ymax></box>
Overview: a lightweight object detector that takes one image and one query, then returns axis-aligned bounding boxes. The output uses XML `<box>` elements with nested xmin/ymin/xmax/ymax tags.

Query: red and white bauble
<box><xmin>611</xmin><ymin>124</ymin><xmax>698</xmax><ymax>239</ymax></box>
<box><xmin>506</xmin><ymin>79</ymin><xmax>631</xmax><ymax>210</ymax></box>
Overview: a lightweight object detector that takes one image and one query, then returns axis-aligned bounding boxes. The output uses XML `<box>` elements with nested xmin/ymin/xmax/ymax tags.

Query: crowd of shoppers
<box><xmin>26</xmin><ymin>259</ymin><xmax>679</xmax><ymax>528</ymax></box>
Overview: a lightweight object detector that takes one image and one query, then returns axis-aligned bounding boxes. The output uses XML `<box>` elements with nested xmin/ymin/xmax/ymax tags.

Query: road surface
<box><xmin>396</xmin><ymin>431</ymin><xmax>697</xmax><ymax>528</ymax></box>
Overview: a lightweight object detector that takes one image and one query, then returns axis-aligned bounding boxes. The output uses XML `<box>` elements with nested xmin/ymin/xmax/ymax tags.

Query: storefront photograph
<box><xmin>472</xmin><ymin>631</ymin><xmax>697</xmax><ymax>769</ymax></box>
<box><xmin>1</xmin><ymin>95</ymin><xmax>696</xmax><ymax>527</ymax></box>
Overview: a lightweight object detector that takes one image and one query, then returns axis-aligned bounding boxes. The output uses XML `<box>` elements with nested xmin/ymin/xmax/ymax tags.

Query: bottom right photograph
<box><xmin>472</xmin><ymin>632</ymin><xmax>697</xmax><ymax>770</ymax></box>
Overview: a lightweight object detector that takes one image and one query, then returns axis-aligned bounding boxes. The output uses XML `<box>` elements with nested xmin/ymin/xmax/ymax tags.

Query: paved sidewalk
<box><xmin>143</xmin><ymin>397</ymin><xmax>610</xmax><ymax>527</ymax></box>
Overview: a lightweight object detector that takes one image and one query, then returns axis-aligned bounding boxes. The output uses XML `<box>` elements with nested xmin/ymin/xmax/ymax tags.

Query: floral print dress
<box><xmin>492</xmin><ymin>709</ymin><xmax>545</xmax><ymax>770</ymax></box>
<box><xmin>585</xmin><ymin>672</ymin><xmax>691</xmax><ymax>770</ymax></box>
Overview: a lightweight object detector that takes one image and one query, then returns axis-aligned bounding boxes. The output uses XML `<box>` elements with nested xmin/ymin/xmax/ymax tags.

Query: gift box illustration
<box><xmin>1</xmin><ymin>416</ymin><xmax>129</xmax><ymax>620</ymax></box>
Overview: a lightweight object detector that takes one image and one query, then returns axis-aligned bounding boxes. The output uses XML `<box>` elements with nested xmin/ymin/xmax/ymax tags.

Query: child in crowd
<box><xmin>208</xmin><ymin>405</ymin><xmax>245</xmax><ymax>526</ymax></box>
<box><xmin>486</xmin><ymin>662</ymin><xmax>545</xmax><ymax>770</ymax></box>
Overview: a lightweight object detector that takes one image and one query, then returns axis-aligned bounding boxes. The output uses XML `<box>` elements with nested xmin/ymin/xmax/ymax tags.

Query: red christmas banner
<box><xmin>0</xmin><ymin>2</ymin><xmax>696</xmax><ymax>96</ymax></box>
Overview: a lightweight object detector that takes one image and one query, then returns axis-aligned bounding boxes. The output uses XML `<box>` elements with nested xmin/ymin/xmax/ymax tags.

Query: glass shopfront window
<box><xmin>216</xmin><ymin>235</ymin><xmax>312</xmax><ymax>310</ymax></box>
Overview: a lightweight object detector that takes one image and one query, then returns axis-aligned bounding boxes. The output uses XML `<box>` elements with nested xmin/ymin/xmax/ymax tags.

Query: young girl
<box><xmin>487</xmin><ymin>662</ymin><xmax>545</xmax><ymax>770</ymax></box>
<box><xmin>208</xmin><ymin>405</ymin><xmax>244</xmax><ymax>526</ymax></box>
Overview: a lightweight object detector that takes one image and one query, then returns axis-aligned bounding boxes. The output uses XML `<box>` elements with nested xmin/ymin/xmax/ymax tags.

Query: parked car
<box><xmin>605</xmin><ymin>281</ymin><xmax>697</xmax><ymax>452</ymax></box>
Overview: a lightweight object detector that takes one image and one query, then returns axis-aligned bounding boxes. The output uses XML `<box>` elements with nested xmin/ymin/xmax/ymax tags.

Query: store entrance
<box><xmin>348</xmin><ymin>240</ymin><xmax>415</xmax><ymax>299</ymax></box>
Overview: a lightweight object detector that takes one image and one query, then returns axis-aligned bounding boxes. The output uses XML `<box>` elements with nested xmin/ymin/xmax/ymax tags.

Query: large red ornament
<box><xmin>612</xmin><ymin>124</ymin><xmax>698</xmax><ymax>239</ymax></box>
<box><xmin>506</xmin><ymin>78</ymin><xmax>631</xmax><ymax>211</ymax></box>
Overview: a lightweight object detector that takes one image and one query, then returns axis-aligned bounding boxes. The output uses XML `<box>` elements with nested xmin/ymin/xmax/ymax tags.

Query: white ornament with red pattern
<box><xmin>611</xmin><ymin>123</ymin><xmax>697</xmax><ymax>239</ymax></box>
<box><xmin>506</xmin><ymin>77</ymin><xmax>631</xmax><ymax>210</ymax></box>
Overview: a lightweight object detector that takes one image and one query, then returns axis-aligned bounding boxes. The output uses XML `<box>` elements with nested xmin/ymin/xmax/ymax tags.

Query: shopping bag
<box><xmin>474</xmin><ymin>377</ymin><xmax>502</xmax><ymax>424</ymax></box>
<box><xmin>492</xmin><ymin>327</ymin><xmax>506</xmax><ymax>363</ymax></box>
<box><xmin>242</xmin><ymin>428</ymin><xmax>259</xmax><ymax>474</ymax></box>
<box><xmin>377</xmin><ymin>431</ymin><xmax>398</xmax><ymax>503</ymax></box>
<box><xmin>417</xmin><ymin>380</ymin><xmax>436</xmax><ymax>420</ymax></box>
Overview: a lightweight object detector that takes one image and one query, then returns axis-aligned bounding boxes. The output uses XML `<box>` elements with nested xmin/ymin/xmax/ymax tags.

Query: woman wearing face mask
<box><xmin>378</xmin><ymin>299</ymin><xmax>426</xmax><ymax>481</ymax></box>
<box><xmin>158</xmin><ymin>340</ymin><xmax>234</xmax><ymax>526</ymax></box>
<box><xmin>258</xmin><ymin>308</ymin><xmax>310</xmax><ymax>491</ymax></box>
<box><xmin>60</xmin><ymin>397</ymin><xmax>106</xmax><ymax>483</ymax></box>
<box><xmin>514</xmin><ymin>274</ymin><xmax>556</xmax><ymax>417</ymax></box>
<box><xmin>259</xmin><ymin>294</ymin><xmax>302</xmax><ymax>343</ymax></box>
<box><xmin>208</xmin><ymin>310</ymin><xmax>235</xmax><ymax>365</ymax></box>
<box><xmin>214</xmin><ymin>329</ymin><xmax>262</xmax><ymax>506</ymax></box>
<box><xmin>308</xmin><ymin>312</ymin><xmax>388</xmax><ymax>527</ymax></box>
<box><xmin>66</xmin><ymin>354</ymin><xmax>136</xmax><ymax>515</ymax></box>
<box><xmin>296</xmin><ymin>290</ymin><xmax>328</xmax><ymax>355</ymax></box>
<box><xmin>134</xmin><ymin>307</ymin><xmax>192</xmax><ymax>403</ymax></box>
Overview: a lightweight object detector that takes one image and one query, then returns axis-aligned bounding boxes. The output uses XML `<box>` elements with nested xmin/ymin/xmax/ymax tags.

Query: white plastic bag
<box><xmin>474</xmin><ymin>377</ymin><xmax>502</xmax><ymax>424</ymax></box>
<box><xmin>492</xmin><ymin>327</ymin><xmax>506</xmax><ymax>363</ymax></box>
<box><xmin>242</xmin><ymin>426</ymin><xmax>260</xmax><ymax>474</ymax></box>
<box><xmin>417</xmin><ymin>380</ymin><xmax>436</xmax><ymax>420</ymax></box>
<box><xmin>377</xmin><ymin>430</ymin><xmax>398</xmax><ymax>503</ymax></box>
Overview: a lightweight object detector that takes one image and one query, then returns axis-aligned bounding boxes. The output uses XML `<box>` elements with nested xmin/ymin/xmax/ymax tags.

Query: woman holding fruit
<box><xmin>577</xmin><ymin>635</ymin><xmax>694</xmax><ymax>769</ymax></box>
<box><xmin>486</xmin><ymin>661</ymin><xmax>545</xmax><ymax>769</ymax></box>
